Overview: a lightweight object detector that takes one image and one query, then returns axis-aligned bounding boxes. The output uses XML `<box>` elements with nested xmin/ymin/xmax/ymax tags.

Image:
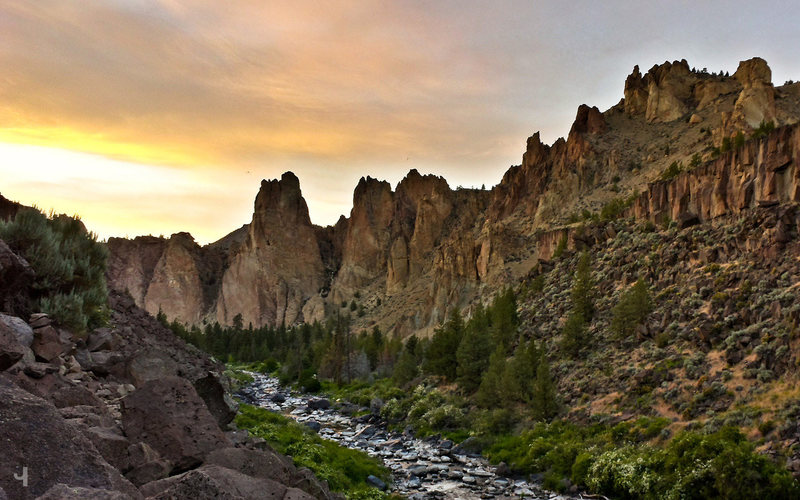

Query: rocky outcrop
<box><xmin>331</xmin><ymin>177</ymin><xmax>393</xmax><ymax>299</ymax></box>
<box><xmin>217</xmin><ymin>172</ymin><xmax>326</xmax><ymax>327</ymax></box>
<box><xmin>732</xmin><ymin>56</ymin><xmax>777</xmax><ymax>129</ymax></box>
<box><xmin>534</xmin><ymin>123</ymin><xmax>800</xmax><ymax>261</ymax></box>
<box><xmin>633</xmin><ymin>124</ymin><xmax>799</xmax><ymax>224</ymax></box>
<box><xmin>489</xmin><ymin>102</ymin><xmax>604</xmax><ymax>223</ymax></box>
<box><xmin>107</xmin><ymin>236</ymin><xmax>168</xmax><ymax>309</ymax></box>
<box><xmin>624</xmin><ymin>60</ymin><xmax>699</xmax><ymax>122</ymax></box>
<box><xmin>143</xmin><ymin>233</ymin><xmax>206</xmax><ymax>325</ymax></box>
<box><xmin>104</xmin><ymin>56</ymin><xmax>800</xmax><ymax>339</ymax></box>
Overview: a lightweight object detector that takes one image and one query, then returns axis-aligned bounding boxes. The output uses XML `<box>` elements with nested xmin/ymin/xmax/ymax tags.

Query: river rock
<box><xmin>307</xmin><ymin>398</ymin><xmax>330</xmax><ymax>410</ymax></box>
<box><xmin>366</xmin><ymin>474</ymin><xmax>387</xmax><ymax>491</ymax></box>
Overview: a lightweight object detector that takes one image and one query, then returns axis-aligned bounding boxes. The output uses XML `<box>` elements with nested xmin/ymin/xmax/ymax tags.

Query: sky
<box><xmin>1</xmin><ymin>1</ymin><xmax>799</xmax><ymax>243</ymax></box>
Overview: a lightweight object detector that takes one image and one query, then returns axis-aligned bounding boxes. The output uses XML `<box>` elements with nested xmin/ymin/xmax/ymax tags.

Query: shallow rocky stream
<box><xmin>238</xmin><ymin>374</ymin><xmax>580</xmax><ymax>500</ymax></box>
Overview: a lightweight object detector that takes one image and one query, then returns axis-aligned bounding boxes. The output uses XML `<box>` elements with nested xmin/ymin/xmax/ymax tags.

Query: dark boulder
<box><xmin>0</xmin><ymin>377</ymin><xmax>140</xmax><ymax>499</ymax></box>
<box><xmin>307</xmin><ymin>398</ymin><xmax>330</xmax><ymax>410</ymax></box>
<box><xmin>0</xmin><ymin>321</ymin><xmax>26</xmax><ymax>370</ymax></box>
<box><xmin>204</xmin><ymin>447</ymin><xmax>295</xmax><ymax>485</ymax></box>
<box><xmin>35</xmin><ymin>484</ymin><xmax>134</xmax><ymax>499</ymax></box>
<box><xmin>87</xmin><ymin>328</ymin><xmax>119</xmax><ymax>352</ymax></box>
<box><xmin>83</xmin><ymin>427</ymin><xmax>131</xmax><ymax>472</ymax></box>
<box><xmin>139</xmin><ymin>464</ymin><xmax>313</xmax><ymax>500</ymax></box>
<box><xmin>120</xmin><ymin>376</ymin><xmax>229</xmax><ymax>473</ymax></box>
<box><xmin>193</xmin><ymin>373</ymin><xmax>238</xmax><ymax>429</ymax></box>
<box><xmin>122</xmin><ymin>442</ymin><xmax>171</xmax><ymax>487</ymax></box>
<box><xmin>31</xmin><ymin>326</ymin><xmax>66</xmax><ymax>362</ymax></box>
<box><xmin>0</xmin><ymin>313</ymin><xmax>33</xmax><ymax>347</ymax></box>
<box><xmin>126</xmin><ymin>350</ymin><xmax>178</xmax><ymax>387</ymax></box>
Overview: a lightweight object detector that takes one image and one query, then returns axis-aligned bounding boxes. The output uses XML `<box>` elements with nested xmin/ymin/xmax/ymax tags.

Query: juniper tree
<box><xmin>456</xmin><ymin>303</ymin><xmax>491</xmax><ymax>393</ymax></box>
<box><xmin>424</xmin><ymin>308</ymin><xmax>464</xmax><ymax>380</ymax></box>
<box><xmin>611</xmin><ymin>278</ymin><xmax>653</xmax><ymax>339</ymax></box>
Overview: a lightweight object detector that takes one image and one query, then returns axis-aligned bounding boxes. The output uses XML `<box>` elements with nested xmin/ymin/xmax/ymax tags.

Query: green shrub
<box><xmin>660</xmin><ymin>161</ymin><xmax>683</xmax><ymax>181</ymax></box>
<box><xmin>487</xmin><ymin>421</ymin><xmax>799</xmax><ymax>499</ymax></box>
<box><xmin>734</xmin><ymin>131</ymin><xmax>746</xmax><ymax>149</ymax></box>
<box><xmin>689</xmin><ymin>153</ymin><xmax>702</xmax><ymax>169</ymax></box>
<box><xmin>751</xmin><ymin>120</ymin><xmax>776</xmax><ymax>140</ymax></box>
<box><xmin>0</xmin><ymin>208</ymin><xmax>109</xmax><ymax>333</ymax></box>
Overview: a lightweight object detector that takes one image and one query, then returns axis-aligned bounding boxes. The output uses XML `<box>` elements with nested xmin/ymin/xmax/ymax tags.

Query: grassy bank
<box><xmin>234</xmin><ymin>403</ymin><xmax>392</xmax><ymax>500</ymax></box>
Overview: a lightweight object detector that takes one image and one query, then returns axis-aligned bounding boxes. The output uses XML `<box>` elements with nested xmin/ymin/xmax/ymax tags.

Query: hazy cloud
<box><xmin>1</xmin><ymin>1</ymin><xmax>799</xmax><ymax>240</ymax></box>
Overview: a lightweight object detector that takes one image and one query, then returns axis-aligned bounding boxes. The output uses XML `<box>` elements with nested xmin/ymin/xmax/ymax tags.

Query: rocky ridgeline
<box><xmin>0</xmin><ymin>240</ymin><xmax>340</xmax><ymax>500</ymax></box>
<box><xmin>239</xmin><ymin>375</ymin><xmax>578</xmax><ymax>500</ymax></box>
<box><xmin>106</xmin><ymin>56</ymin><xmax>800</xmax><ymax>341</ymax></box>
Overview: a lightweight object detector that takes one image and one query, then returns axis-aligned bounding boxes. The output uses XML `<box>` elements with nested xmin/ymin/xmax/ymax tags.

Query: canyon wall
<box><xmin>105</xmin><ymin>57</ymin><xmax>800</xmax><ymax>337</ymax></box>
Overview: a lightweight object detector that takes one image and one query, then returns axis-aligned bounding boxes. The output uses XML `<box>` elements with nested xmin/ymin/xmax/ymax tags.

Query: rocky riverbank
<box><xmin>238</xmin><ymin>374</ymin><xmax>579</xmax><ymax>500</ymax></box>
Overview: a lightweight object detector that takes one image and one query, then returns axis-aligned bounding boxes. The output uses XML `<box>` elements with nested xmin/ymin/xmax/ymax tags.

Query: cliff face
<box><xmin>216</xmin><ymin>172</ymin><xmax>326</xmax><ymax>328</ymax></box>
<box><xmin>105</xmin><ymin>56</ymin><xmax>800</xmax><ymax>337</ymax></box>
<box><xmin>633</xmin><ymin>124</ymin><xmax>799</xmax><ymax>224</ymax></box>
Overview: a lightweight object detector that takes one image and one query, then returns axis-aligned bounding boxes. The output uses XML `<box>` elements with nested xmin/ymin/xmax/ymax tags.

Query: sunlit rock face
<box><xmin>732</xmin><ymin>57</ymin><xmax>777</xmax><ymax>129</ymax></box>
<box><xmin>143</xmin><ymin>233</ymin><xmax>206</xmax><ymax>325</ymax></box>
<box><xmin>216</xmin><ymin>172</ymin><xmax>325</xmax><ymax>328</ymax></box>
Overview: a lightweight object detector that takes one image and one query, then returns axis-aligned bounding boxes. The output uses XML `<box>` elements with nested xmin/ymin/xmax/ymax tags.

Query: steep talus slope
<box><xmin>0</xmin><ymin>257</ymin><xmax>338</xmax><ymax>499</ymax></box>
<box><xmin>105</xmin><ymin>56</ymin><xmax>800</xmax><ymax>339</ymax></box>
<box><xmin>516</xmin><ymin>203</ymin><xmax>800</xmax><ymax>470</ymax></box>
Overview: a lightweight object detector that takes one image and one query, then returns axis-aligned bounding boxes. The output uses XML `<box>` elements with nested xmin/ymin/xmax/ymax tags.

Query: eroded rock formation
<box><xmin>104</xmin><ymin>56</ymin><xmax>800</xmax><ymax>338</ymax></box>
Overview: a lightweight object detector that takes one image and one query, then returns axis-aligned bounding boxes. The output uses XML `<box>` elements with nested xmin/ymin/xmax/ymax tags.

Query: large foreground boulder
<box><xmin>35</xmin><ymin>484</ymin><xmax>134</xmax><ymax>499</ymax></box>
<box><xmin>0</xmin><ymin>313</ymin><xmax>33</xmax><ymax>347</ymax></box>
<box><xmin>120</xmin><ymin>376</ymin><xmax>229</xmax><ymax>473</ymax></box>
<box><xmin>0</xmin><ymin>377</ymin><xmax>140</xmax><ymax>499</ymax></box>
<box><xmin>139</xmin><ymin>464</ymin><xmax>314</xmax><ymax>500</ymax></box>
<box><xmin>0</xmin><ymin>321</ymin><xmax>26</xmax><ymax>370</ymax></box>
<box><xmin>193</xmin><ymin>373</ymin><xmax>239</xmax><ymax>429</ymax></box>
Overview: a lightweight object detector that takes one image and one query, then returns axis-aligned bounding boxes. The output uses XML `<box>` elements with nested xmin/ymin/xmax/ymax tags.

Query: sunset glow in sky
<box><xmin>2</xmin><ymin>1</ymin><xmax>799</xmax><ymax>243</ymax></box>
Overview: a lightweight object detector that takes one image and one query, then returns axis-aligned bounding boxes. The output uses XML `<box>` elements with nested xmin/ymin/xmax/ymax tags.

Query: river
<box><xmin>238</xmin><ymin>374</ymin><xmax>580</xmax><ymax>500</ymax></box>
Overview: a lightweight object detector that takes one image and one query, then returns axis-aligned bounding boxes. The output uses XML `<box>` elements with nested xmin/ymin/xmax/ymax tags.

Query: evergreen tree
<box><xmin>477</xmin><ymin>345</ymin><xmax>507</xmax><ymax>407</ymax></box>
<box><xmin>490</xmin><ymin>288</ymin><xmax>519</xmax><ymax>352</ymax></box>
<box><xmin>571</xmin><ymin>251</ymin><xmax>594</xmax><ymax>321</ymax></box>
<box><xmin>532</xmin><ymin>356</ymin><xmax>559</xmax><ymax>421</ymax></box>
<box><xmin>392</xmin><ymin>349</ymin><xmax>418</xmax><ymax>386</ymax></box>
<box><xmin>611</xmin><ymin>278</ymin><xmax>653</xmax><ymax>339</ymax></box>
<box><xmin>424</xmin><ymin>308</ymin><xmax>464</xmax><ymax>380</ymax></box>
<box><xmin>561</xmin><ymin>311</ymin><xmax>586</xmax><ymax>357</ymax></box>
<box><xmin>457</xmin><ymin>304</ymin><xmax>491</xmax><ymax>393</ymax></box>
<box><xmin>503</xmin><ymin>340</ymin><xmax>540</xmax><ymax>403</ymax></box>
